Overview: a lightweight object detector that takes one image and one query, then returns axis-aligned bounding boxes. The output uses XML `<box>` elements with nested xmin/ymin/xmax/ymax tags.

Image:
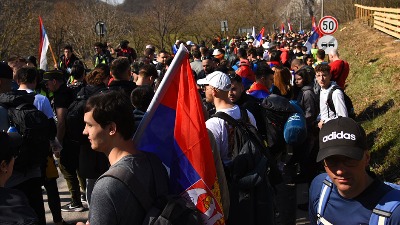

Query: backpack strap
<box><xmin>326</xmin><ymin>85</ymin><xmax>341</xmax><ymax>116</ymax></box>
<box><xmin>317</xmin><ymin>175</ymin><xmax>334</xmax><ymax>225</ymax></box>
<box><xmin>98</xmin><ymin>165</ymin><xmax>154</xmax><ymax>211</ymax></box>
<box><xmin>369</xmin><ymin>187</ymin><xmax>400</xmax><ymax>225</ymax></box>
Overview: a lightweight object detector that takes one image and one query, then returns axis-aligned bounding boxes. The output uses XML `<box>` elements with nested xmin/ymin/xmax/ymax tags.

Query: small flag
<box><xmin>287</xmin><ymin>20</ymin><xmax>293</xmax><ymax>32</ymax></box>
<box><xmin>253</xmin><ymin>27</ymin><xmax>265</xmax><ymax>47</ymax></box>
<box><xmin>281</xmin><ymin>23</ymin><xmax>285</xmax><ymax>34</ymax></box>
<box><xmin>39</xmin><ymin>16</ymin><xmax>50</xmax><ymax>70</ymax></box>
<box><xmin>312</xmin><ymin>16</ymin><xmax>317</xmax><ymax>31</ymax></box>
<box><xmin>251</xmin><ymin>26</ymin><xmax>256</xmax><ymax>39</ymax></box>
<box><xmin>304</xmin><ymin>27</ymin><xmax>322</xmax><ymax>52</ymax></box>
<box><xmin>134</xmin><ymin>44</ymin><xmax>225</xmax><ymax>225</ymax></box>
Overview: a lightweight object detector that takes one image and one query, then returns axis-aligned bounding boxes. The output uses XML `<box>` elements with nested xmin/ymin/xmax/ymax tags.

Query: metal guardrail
<box><xmin>355</xmin><ymin>4</ymin><xmax>400</xmax><ymax>39</ymax></box>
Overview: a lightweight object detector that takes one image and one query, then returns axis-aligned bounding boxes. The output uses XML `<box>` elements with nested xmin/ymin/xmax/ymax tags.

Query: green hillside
<box><xmin>334</xmin><ymin>19</ymin><xmax>400</xmax><ymax>183</ymax></box>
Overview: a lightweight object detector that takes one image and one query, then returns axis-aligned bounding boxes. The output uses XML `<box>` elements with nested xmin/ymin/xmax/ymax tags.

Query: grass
<box><xmin>336</xmin><ymin>20</ymin><xmax>400</xmax><ymax>183</ymax></box>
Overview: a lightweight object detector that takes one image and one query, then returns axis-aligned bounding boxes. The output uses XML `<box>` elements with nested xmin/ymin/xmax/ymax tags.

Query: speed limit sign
<box><xmin>318</xmin><ymin>16</ymin><xmax>339</xmax><ymax>35</ymax></box>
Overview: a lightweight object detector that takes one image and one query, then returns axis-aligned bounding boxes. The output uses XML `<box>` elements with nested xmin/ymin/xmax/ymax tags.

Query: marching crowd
<box><xmin>0</xmin><ymin>32</ymin><xmax>399</xmax><ymax>225</ymax></box>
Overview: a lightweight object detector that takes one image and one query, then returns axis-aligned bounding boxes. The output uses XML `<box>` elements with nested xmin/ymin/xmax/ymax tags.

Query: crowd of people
<box><xmin>0</xmin><ymin>31</ymin><xmax>399</xmax><ymax>225</ymax></box>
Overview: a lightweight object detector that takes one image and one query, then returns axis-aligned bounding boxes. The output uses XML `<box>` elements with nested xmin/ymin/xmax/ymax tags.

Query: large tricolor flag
<box><xmin>38</xmin><ymin>16</ymin><xmax>50</xmax><ymax>70</ymax></box>
<box><xmin>253</xmin><ymin>27</ymin><xmax>265</xmax><ymax>47</ymax></box>
<box><xmin>133</xmin><ymin>44</ymin><xmax>225</xmax><ymax>225</ymax></box>
<box><xmin>304</xmin><ymin>27</ymin><xmax>322</xmax><ymax>52</ymax></box>
<box><xmin>280</xmin><ymin>23</ymin><xmax>285</xmax><ymax>34</ymax></box>
<box><xmin>312</xmin><ymin>16</ymin><xmax>317</xmax><ymax>31</ymax></box>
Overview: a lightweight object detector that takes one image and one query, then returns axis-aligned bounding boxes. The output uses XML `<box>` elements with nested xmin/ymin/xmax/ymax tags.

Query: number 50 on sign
<box><xmin>318</xmin><ymin>16</ymin><xmax>339</xmax><ymax>35</ymax></box>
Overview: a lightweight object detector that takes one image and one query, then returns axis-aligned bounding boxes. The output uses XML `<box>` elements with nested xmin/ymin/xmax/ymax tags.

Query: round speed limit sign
<box><xmin>318</xmin><ymin>16</ymin><xmax>338</xmax><ymax>35</ymax></box>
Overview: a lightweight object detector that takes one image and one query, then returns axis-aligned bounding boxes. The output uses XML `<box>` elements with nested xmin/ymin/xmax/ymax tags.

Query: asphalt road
<box><xmin>43</xmin><ymin>169</ymin><xmax>310</xmax><ymax>225</ymax></box>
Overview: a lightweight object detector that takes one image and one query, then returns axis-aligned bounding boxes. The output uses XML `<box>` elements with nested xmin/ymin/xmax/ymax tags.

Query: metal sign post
<box><xmin>95</xmin><ymin>21</ymin><xmax>107</xmax><ymax>42</ymax></box>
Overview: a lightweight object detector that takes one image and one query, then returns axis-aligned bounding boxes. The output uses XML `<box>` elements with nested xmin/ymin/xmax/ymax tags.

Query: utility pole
<box><xmin>321</xmin><ymin>0</ymin><xmax>324</xmax><ymax>17</ymax></box>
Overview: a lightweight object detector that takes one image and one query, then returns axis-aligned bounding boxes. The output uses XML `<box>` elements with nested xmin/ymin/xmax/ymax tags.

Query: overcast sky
<box><xmin>99</xmin><ymin>0</ymin><xmax>125</xmax><ymax>5</ymax></box>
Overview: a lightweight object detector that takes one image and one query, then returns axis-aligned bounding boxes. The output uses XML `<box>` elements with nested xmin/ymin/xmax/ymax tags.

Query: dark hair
<box><xmin>130</xmin><ymin>85</ymin><xmax>154</xmax><ymax>111</ymax></box>
<box><xmin>95</xmin><ymin>63</ymin><xmax>110</xmax><ymax>78</ymax></box>
<box><xmin>255</xmin><ymin>65</ymin><xmax>274</xmax><ymax>80</ymax></box>
<box><xmin>192</xmin><ymin>50</ymin><xmax>201</xmax><ymax>59</ymax></box>
<box><xmin>237</xmin><ymin>48</ymin><xmax>247</xmax><ymax>58</ymax></box>
<box><xmin>269</xmin><ymin>50</ymin><xmax>281</xmax><ymax>61</ymax></box>
<box><xmin>85</xmin><ymin>90</ymin><xmax>135</xmax><ymax>140</ymax></box>
<box><xmin>71</xmin><ymin>63</ymin><xmax>85</xmax><ymax>80</ymax></box>
<box><xmin>295</xmin><ymin>67</ymin><xmax>313</xmax><ymax>86</ymax></box>
<box><xmin>94</xmin><ymin>42</ymin><xmax>103</xmax><ymax>48</ymax></box>
<box><xmin>64</xmin><ymin>45</ymin><xmax>73</xmax><ymax>52</ymax></box>
<box><xmin>315</xmin><ymin>64</ymin><xmax>331</xmax><ymax>74</ymax></box>
<box><xmin>316</xmin><ymin>49</ymin><xmax>326</xmax><ymax>60</ymax></box>
<box><xmin>27</xmin><ymin>56</ymin><xmax>37</xmax><ymax>68</ymax></box>
<box><xmin>86</xmin><ymin>67</ymin><xmax>109</xmax><ymax>86</ymax></box>
<box><xmin>110</xmin><ymin>57</ymin><xmax>130</xmax><ymax>80</ymax></box>
<box><xmin>247</xmin><ymin>48</ymin><xmax>257</xmax><ymax>57</ymax></box>
<box><xmin>17</xmin><ymin>67</ymin><xmax>37</xmax><ymax>84</ymax></box>
<box><xmin>138</xmin><ymin>64</ymin><xmax>158</xmax><ymax>79</ymax></box>
<box><xmin>273</xmin><ymin>66</ymin><xmax>292</xmax><ymax>96</ymax></box>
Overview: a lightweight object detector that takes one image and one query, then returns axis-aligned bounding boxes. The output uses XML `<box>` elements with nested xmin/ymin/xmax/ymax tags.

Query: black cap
<box><xmin>43</xmin><ymin>70</ymin><xmax>64</xmax><ymax>81</ymax></box>
<box><xmin>0</xmin><ymin>62</ymin><xmax>13</xmax><ymax>79</ymax></box>
<box><xmin>317</xmin><ymin>117</ymin><xmax>367</xmax><ymax>162</ymax></box>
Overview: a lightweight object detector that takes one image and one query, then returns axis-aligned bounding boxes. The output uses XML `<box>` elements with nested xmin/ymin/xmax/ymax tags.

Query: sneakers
<box><xmin>81</xmin><ymin>194</ymin><xmax>87</xmax><ymax>203</ymax></box>
<box><xmin>61</xmin><ymin>202</ymin><xmax>85</xmax><ymax>212</ymax></box>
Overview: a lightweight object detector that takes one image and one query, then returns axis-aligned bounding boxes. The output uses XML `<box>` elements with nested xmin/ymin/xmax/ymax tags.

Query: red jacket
<box><xmin>330</xmin><ymin>60</ymin><xmax>349</xmax><ymax>89</ymax></box>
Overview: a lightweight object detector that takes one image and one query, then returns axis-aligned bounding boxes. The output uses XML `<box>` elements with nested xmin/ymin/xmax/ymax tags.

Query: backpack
<box><xmin>317</xmin><ymin>175</ymin><xmax>400</xmax><ymax>225</ymax></box>
<box><xmin>0</xmin><ymin>92</ymin><xmax>50</xmax><ymax>172</ymax></box>
<box><xmin>211</xmin><ymin>107</ymin><xmax>278</xmax><ymax>225</ymax></box>
<box><xmin>326</xmin><ymin>85</ymin><xmax>356</xmax><ymax>119</ymax></box>
<box><xmin>65</xmin><ymin>87</ymin><xmax>106</xmax><ymax>143</ymax></box>
<box><xmin>65</xmin><ymin>92</ymin><xmax>88</xmax><ymax>144</ymax></box>
<box><xmin>283</xmin><ymin>100</ymin><xmax>307</xmax><ymax>145</ymax></box>
<box><xmin>211</xmin><ymin>107</ymin><xmax>275</xmax><ymax>188</ymax></box>
<box><xmin>98</xmin><ymin>153</ymin><xmax>203</xmax><ymax>225</ymax></box>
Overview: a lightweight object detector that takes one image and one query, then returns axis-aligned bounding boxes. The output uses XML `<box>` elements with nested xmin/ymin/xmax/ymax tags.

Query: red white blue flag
<box><xmin>312</xmin><ymin>16</ymin><xmax>317</xmax><ymax>31</ymax></box>
<box><xmin>134</xmin><ymin>44</ymin><xmax>225</xmax><ymax>225</ymax></box>
<box><xmin>287</xmin><ymin>20</ymin><xmax>293</xmax><ymax>32</ymax></box>
<box><xmin>253</xmin><ymin>27</ymin><xmax>265</xmax><ymax>47</ymax></box>
<box><xmin>281</xmin><ymin>23</ymin><xmax>285</xmax><ymax>34</ymax></box>
<box><xmin>304</xmin><ymin>27</ymin><xmax>322</xmax><ymax>51</ymax></box>
<box><xmin>38</xmin><ymin>16</ymin><xmax>50</xmax><ymax>70</ymax></box>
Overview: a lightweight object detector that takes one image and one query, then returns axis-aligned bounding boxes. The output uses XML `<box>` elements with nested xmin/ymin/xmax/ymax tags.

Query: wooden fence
<box><xmin>355</xmin><ymin>4</ymin><xmax>400</xmax><ymax>39</ymax></box>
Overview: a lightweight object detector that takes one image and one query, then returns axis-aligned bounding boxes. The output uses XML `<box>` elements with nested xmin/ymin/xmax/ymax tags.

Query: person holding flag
<box><xmin>252</xmin><ymin>27</ymin><xmax>265</xmax><ymax>48</ymax></box>
<box><xmin>133</xmin><ymin>44</ymin><xmax>226</xmax><ymax>224</ymax></box>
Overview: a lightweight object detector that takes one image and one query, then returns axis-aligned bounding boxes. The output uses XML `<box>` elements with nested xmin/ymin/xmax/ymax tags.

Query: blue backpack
<box><xmin>283</xmin><ymin>100</ymin><xmax>307</xmax><ymax>145</ymax></box>
<box><xmin>317</xmin><ymin>175</ymin><xmax>400</xmax><ymax>225</ymax></box>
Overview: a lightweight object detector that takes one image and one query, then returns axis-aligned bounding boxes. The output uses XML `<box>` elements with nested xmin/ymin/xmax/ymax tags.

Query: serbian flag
<box><xmin>253</xmin><ymin>27</ymin><xmax>265</xmax><ymax>47</ymax></box>
<box><xmin>312</xmin><ymin>16</ymin><xmax>317</xmax><ymax>31</ymax></box>
<box><xmin>133</xmin><ymin>43</ymin><xmax>225</xmax><ymax>225</ymax></box>
<box><xmin>280</xmin><ymin>23</ymin><xmax>285</xmax><ymax>34</ymax></box>
<box><xmin>304</xmin><ymin>27</ymin><xmax>322</xmax><ymax>52</ymax></box>
<box><xmin>287</xmin><ymin>20</ymin><xmax>293</xmax><ymax>32</ymax></box>
<box><xmin>38</xmin><ymin>16</ymin><xmax>50</xmax><ymax>70</ymax></box>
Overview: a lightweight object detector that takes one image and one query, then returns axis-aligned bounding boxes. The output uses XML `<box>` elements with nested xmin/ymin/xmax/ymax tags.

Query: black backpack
<box><xmin>65</xmin><ymin>93</ymin><xmax>88</xmax><ymax>144</ymax></box>
<box><xmin>98</xmin><ymin>153</ymin><xmax>203</xmax><ymax>225</ymax></box>
<box><xmin>0</xmin><ymin>92</ymin><xmax>50</xmax><ymax>172</ymax></box>
<box><xmin>211</xmin><ymin>108</ymin><xmax>277</xmax><ymax>225</ymax></box>
<box><xmin>65</xmin><ymin>87</ymin><xmax>106</xmax><ymax>143</ymax></box>
<box><xmin>327</xmin><ymin>86</ymin><xmax>356</xmax><ymax>119</ymax></box>
<box><xmin>211</xmin><ymin>108</ymin><xmax>274</xmax><ymax>187</ymax></box>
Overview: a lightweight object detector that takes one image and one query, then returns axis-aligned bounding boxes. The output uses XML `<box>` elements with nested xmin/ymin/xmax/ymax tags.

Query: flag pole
<box><xmin>133</xmin><ymin>43</ymin><xmax>189</xmax><ymax>145</ymax></box>
<box><xmin>48</xmin><ymin>43</ymin><xmax>57</xmax><ymax>68</ymax></box>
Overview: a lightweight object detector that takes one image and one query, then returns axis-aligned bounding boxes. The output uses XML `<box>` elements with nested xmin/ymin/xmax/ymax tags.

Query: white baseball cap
<box><xmin>186</xmin><ymin>40</ymin><xmax>194</xmax><ymax>46</ymax></box>
<box><xmin>212</xmin><ymin>49</ymin><xmax>222</xmax><ymax>56</ymax></box>
<box><xmin>197</xmin><ymin>71</ymin><xmax>231</xmax><ymax>91</ymax></box>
